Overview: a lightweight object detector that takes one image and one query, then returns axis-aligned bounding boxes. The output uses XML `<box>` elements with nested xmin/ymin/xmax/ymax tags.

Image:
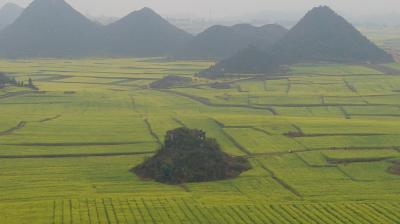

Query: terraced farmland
<box><xmin>0</xmin><ymin>58</ymin><xmax>399</xmax><ymax>223</ymax></box>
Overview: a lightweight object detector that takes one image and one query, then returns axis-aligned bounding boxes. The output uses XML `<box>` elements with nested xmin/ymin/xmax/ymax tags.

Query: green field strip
<box><xmin>308</xmin><ymin>204</ymin><xmax>342</xmax><ymax>224</ymax></box>
<box><xmin>225</xmin><ymin>128</ymin><xmax>306</xmax><ymax>155</ymax></box>
<box><xmin>255</xmin><ymin>159</ymin><xmax>302</xmax><ymax>198</ymax></box>
<box><xmin>340</xmin><ymin>106</ymin><xmax>352</xmax><ymax>119</ymax></box>
<box><xmin>126</xmin><ymin>199</ymin><xmax>141</xmax><ymax>223</ymax></box>
<box><xmin>114</xmin><ymin>200</ymin><xmax>129</xmax><ymax>224</ymax></box>
<box><xmin>328</xmin><ymin>156</ymin><xmax>394</xmax><ymax>164</ymax></box>
<box><xmin>218</xmin><ymin>128</ymin><xmax>252</xmax><ymax>156</ymax></box>
<box><xmin>286</xmin><ymin>204</ymin><xmax>320</xmax><ymax>224</ymax></box>
<box><xmin>295</xmin><ymin>153</ymin><xmax>336</xmax><ymax>169</ymax></box>
<box><xmin>372</xmin><ymin>203</ymin><xmax>400</xmax><ymax>221</ymax></box>
<box><xmin>365</xmin><ymin>64</ymin><xmax>400</xmax><ymax>75</ymax></box>
<box><xmin>146</xmin><ymin>117</ymin><xmax>184</xmax><ymax>142</ymax></box>
<box><xmin>343</xmin><ymin>203</ymin><xmax>377</xmax><ymax>224</ymax></box>
<box><xmin>231</xmin><ymin>205</ymin><xmax>255</xmax><ymax>224</ymax></box>
<box><xmin>93</xmin><ymin>199</ymin><xmax>108</xmax><ymax>224</ymax></box>
<box><xmin>0</xmin><ymin>90</ymin><xmax>33</xmax><ymax>99</ymax></box>
<box><xmin>4</xmin><ymin>199</ymin><xmax>400</xmax><ymax>223</ymax></box>
<box><xmin>301</xmin><ymin>204</ymin><xmax>334</xmax><ymax>223</ymax></box>
<box><xmin>87</xmin><ymin>199</ymin><xmax>99</xmax><ymax>224</ymax></box>
<box><xmin>225</xmin><ymin>206</ymin><xmax>249</xmax><ymax>224</ymax></box>
<box><xmin>157</xmin><ymin>198</ymin><xmax>179</xmax><ymax>223</ymax></box>
<box><xmin>253</xmin><ymin>102</ymin><xmax>386</xmax><ymax>107</ymax></box>
<box><xmin>119</xmin><ymin>199</ymin><xmax>137</xmax><ymax>223</ymax></box>
<box><xmin>293</xmin><ymin>133</ymin><xmax>389</xmax><ymax>138</ymax></box>
<box><xmin>175</xmin><ymin>199</ymin><xmax>201</xmax><ymax>223</ymax></box>
<box><xmin>323</xmin><ymin>149</ymin><xmax>399</xmax><ymax>162</ymax></box>
<box><xmin>248</xmin><ymin>205</ymin><xmax>269</xmax><ymax>223</ymax></box>
<box><xmin>52</xmin><ymin>200</ymin><xmax>57</xmax><ymax>224</ymax></box>
<box><xmin>260</xmin><ymin>204</ymin><xmax>289</xmax><ymax>223</ymax></box>
<box><xmin>102</xmin><ymin>199</ymin><xmax>117</xmax><ymax>224</ymax></box>
<box><xmin>253</xmin><ymin>205</ymin><xmax>280</xmax><ymax>224</ymax></box>
<box><xmin>198</xmin><ymin>206</ymin><xmax>227</xmax><ymax>224</ymax></box>
<box><xmin>215</xmin><ymin>207</ymin><xmax>238</xmax><ymax>224</ymax></box>
<box><xmin>322</xmin><ymin>204</ymin><xmax>359</xmax><ymax>224</ymax></box>
<box><xmin>78</xmin><ymin>200</ymin><xmax>89</xmax><ymax>224</ymax></box>
<box><xmin>152</xmin><ymin>198</ymin><xmax>170</xmax><ymax>223</ymax></box>
<box><xmin>2</xmin><ymin>141</ymin><xmax>154</xmax><ymax>147</ymax></box>
<box><xmin>0</xmin><ymin>150</ymin><xmax>155</xmax><ymax>159</ymax></box>
<box><xmin>159</xmin><ymin>89</ymin><xmax>277</xmax><ymax>115</ymax></box>
<box><xmin>239</xmin><ymin>206</ymin><xmax>265</xmax><ymax>224</ymax></box>
<box><xmin>132</xmin><ymin>199</ymin><xmax>154</xmax><ymax>223</ymax></box>
<box><xmin>186</xmin><ymin>199</ymin><xmax>212</xmax><ymax>223</ymax></box>
<box><xmin>178</xmin><ymin>117</ymin><xmax>246</xmax><ymax>156</ymax></box>
<box><xmin>358</xmin><ymin>203</ymin><xmax>396</xmax><ymax>224</ymax></box>
<box><xmin>353</xmin><ymin>203</ymin><xmax>391</xmax><ymax>224</ymax></box>
<box><xmin>166</xmin><ymin>198</ymin><xmax>190</xmax><ymax>223</ymax></box>
<box><xmin>146</xmin><ymin>198</ymin><xmax>166</xmax><ymax>223</ymax></box>
<box><xmin>334</xmin><ymin>166</ymin><xmax>368</xmax><ymax>182</ymax></box>
<box><xmin>108</xmin><ymin>198</ymin><xmax>122</xmax><ymax>224</ymax></box>
<box><xmin>272</xmin><ymin>204</ymin><xmax>302</xmax><ymax>223</ymax></box>
<box><xmin>53</xmin><ymin>200</ymin><xmax>61</xmax><ymax>224</ymax></box>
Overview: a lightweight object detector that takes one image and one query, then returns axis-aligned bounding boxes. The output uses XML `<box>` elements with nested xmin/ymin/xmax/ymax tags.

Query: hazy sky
<box><xmin>1</xmin><ymin>0</ymin><xmax>400</xmax><ymax>18</ymax></box>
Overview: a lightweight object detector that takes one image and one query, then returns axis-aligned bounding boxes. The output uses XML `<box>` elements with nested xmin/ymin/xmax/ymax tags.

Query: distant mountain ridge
<box><xmin>103</xmin><ymin>7</ymin><xmax>192</xmax><ymax>57</ymax></box>
<box><xmin>0</xmin><ymin>0</ymin><xmax>102</xmax><ymax>58</ymax></box>
<box><xmin>0</xmin><ymin>0</ymin><xmax>192</xmax><ymax>58</ymax></box>
<box><xmin>203</xmin><ymin>6</ymin><xmax>394</xmax><ymax>76</ymax></box>
<box><xmin>175</xmin><ymin>23</ymin><xmax>287</xmax><ymax>59</ymax></box>
<box><xmin>0</xmin><ymin>3</ymin><xmax>24</xmax><ymax>30</ymax></box>
<box><xmin>0</xmin><ymin>2</ymin><xmax>394</xmax><ymax>64</ymax></box>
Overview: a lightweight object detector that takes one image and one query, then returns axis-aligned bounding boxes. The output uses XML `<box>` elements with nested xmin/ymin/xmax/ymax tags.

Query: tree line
<box><xmin>0</xmin><ymin>72</ymin><xmax>38</xmax><ymax>90</ymax></box>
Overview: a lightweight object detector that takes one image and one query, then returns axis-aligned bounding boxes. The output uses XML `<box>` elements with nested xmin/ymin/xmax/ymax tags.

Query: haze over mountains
<box><xmin>203</xmin><ymin>6</ymin><xmax>394</xmax><ymax>76</ymax></box>
<box><xmin>175</xmin><ymin>24</ymin><xmax>287</xmax><ymax>59</ymax></box>
<box><xmin>0</xmin><ymin>0</ymin><xmax>102</xmax><ymax>57</ymax></box>
<box><xmin>0</xmin><ymin>0</ymin><xmax>393</xmax><ymax>69</ymax></box>
<box><xmin>0</xmin><ymin>0</ymin><xmax>192</xmax><ymax>58</ymax></box>
<box><xmin>0</xmin><ymin>3</ymin><xmax>23</xmax><ymax>30</ymax></box>
<box><xmin>104</xmin><ymin>7</ymin><xmax>192</xmax><ymax>57</ymax></box>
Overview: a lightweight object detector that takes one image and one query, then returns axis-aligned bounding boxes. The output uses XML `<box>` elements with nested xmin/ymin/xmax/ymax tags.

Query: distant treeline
<box><xmin>0</xmin><ymin>72</ymin><xmax>38</xmax><ymax>90</ymax></box>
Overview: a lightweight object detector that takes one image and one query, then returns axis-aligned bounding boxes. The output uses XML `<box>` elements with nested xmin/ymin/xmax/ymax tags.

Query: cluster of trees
<box><xmin>0</xmin><ymin>72</ymin><xmax>15</xmax><ymax>88</ymax></box>
<box><xmin>149</xmin><ymin>75</ymin><xmax>192</xmax><ymax>89</ymax></box>
<box><xmin>134</xmin><ymin>128</ymin><xmax>251</xmax><ymax>184</ymax></box>
<box><xmin>0</xmin><ymin>72</ymin><xmax>38</xmax><ymax>90</ymax></box>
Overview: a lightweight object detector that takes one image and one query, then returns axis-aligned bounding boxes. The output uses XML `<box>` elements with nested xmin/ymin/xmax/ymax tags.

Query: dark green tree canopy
<box><xmin>133</xmin><ymin>128</ymin><xmax>251</xmax><ymax>184</ymax></box>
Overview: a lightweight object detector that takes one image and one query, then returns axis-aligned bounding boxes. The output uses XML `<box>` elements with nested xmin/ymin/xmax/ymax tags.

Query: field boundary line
<box><xmin>2</xmin><ymin>141</ymin><xmax>154</xmax><ymax>147</ymax></box>
<box><xmin>171</xmin><ymin>117</ymin><xmax>187</xmax><ymax>128</ymax></box>
<box><xmin>0</xmin><ymin>151</ymin><xmax>155</xmax><ymax>159</ymax></box>
<box><xmin>365</xmin><ymin>64</ymin><xmax>400</xmax><ymax>75</ymax></box>
<box><xmin>255</xmin><ymin>159</ymin><xmax>302</xmax><ymax>198</ymax></box>
<box><xmin>0</xmin><ymin>115</ymin><xmax>62</xmax><ymax>136</ymax></box>
<box><xmin>0</xmin><ymin>121</ymin><xmax>26</xmax><ymax>136</ymax></box>
<box><xmin>335</xmin><ymin>166</ymin><xmax>372</xmax><ymax>182</ymax></box>
<box><xmin>294</xmin><ymin>153</ymin><xmax>336</xmax><ymax>168</ymax></box>
<box><xmin>212</xmin><ymin>119</ymin><xmax>253</xmax><ymax>156</ymax></box>
<box><xmin>144</xmin><ymin>119</ymin><xmax>162</xmax><ymax>146</ymax></box>
<box><xmin>225</xmin><ymin>125</ymin><xmax>273</xmax><ymax>136</ymax></box>
<box><xmin>0</xmin><ymin>90</ymin><xmax>34</xmax><ymax>100</ymax></box>
<box><xmin>157</xmin><ymin>89</ymin><xmax>277</xmax><ymax>115</ymax></box>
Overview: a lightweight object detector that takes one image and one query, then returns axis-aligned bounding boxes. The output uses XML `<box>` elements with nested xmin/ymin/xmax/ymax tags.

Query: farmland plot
<box><xmin>0</xmin><ymin>59</ymin><xmax>399</xmax><ymax>223</ymax></box>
